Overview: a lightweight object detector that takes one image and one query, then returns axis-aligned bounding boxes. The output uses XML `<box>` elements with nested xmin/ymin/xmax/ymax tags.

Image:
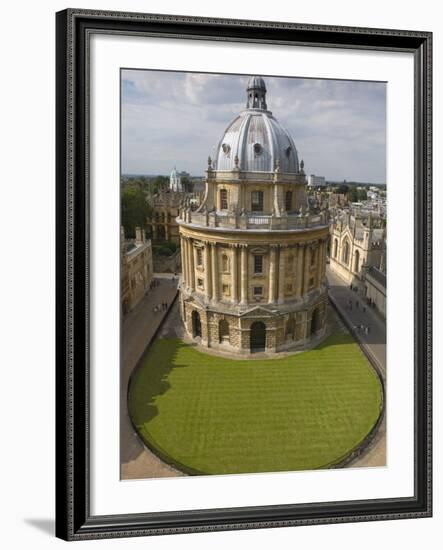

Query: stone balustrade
<box><xmin>178</xmin><ymin>210</ymin><xmax>328</xmax><ymax>231</ymax></box>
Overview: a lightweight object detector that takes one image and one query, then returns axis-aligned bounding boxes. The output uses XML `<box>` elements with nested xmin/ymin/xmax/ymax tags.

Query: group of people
<box><xmin>153</xmin><ymin>301</ymin><xmax>169</xmax><ymax>313</ymax></box>
<box><xmin>355</xmin><ymin>324</ymin><xmax>371</xmax><ymax>335</ymax></box>
<box><xmin>347</xmin><ymin>299</ymin><xmax>367</xmax><ymax>313</ymax></box>
<box><xmin>345</xmin><ymin>298</ymin><xmax>372</xmax><ymax>336</ymax></box>
<box><xmin>149</xmin><ymin>279</ymin><xmax>160</xmax><ymax>290</ymax></box>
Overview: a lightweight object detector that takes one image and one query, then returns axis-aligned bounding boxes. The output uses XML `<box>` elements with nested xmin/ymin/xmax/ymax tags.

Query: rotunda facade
<box><xmin>178</xmin><ymin>76</ymin><xmax>329</xmax><ymax>354</ymax></box>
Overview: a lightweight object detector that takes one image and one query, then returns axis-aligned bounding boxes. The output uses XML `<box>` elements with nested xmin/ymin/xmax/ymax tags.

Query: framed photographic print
<box><xmin>55</xmin><ymin>9</ymin><xmax>432</xmax><ymax>541</ymax></box>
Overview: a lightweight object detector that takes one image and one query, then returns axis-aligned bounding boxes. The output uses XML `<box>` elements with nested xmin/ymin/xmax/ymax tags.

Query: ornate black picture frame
<box><xmin>55</xmin><ymin>9</ymin><xmax>432</xmax><ymax>541</ymax></box>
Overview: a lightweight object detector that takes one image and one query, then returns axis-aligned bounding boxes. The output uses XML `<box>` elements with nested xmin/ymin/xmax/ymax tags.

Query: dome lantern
<box><xmin>246</xmin><ymin>75</ymin><xmax>268</xmax><ymax>110</ymax></box>
<box><xmin>214</xmin><ymin>76</ymin><xmax>300</xmax><ymax>174</ymax></box>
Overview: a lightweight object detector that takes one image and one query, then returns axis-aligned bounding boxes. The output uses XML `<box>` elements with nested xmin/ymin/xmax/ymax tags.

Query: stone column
<box><xmin>303</xmin><ymin>245</ymin><xmax>312</xmax><ymax>294</ymax></box>
<box><xmin>311</xmin><ymin>246</ymin><xmax>320</xmax><ymax>288</ymax></box>
<box><xmin>183</xmin><ymin>238</ymin><xmax>189</xmax><ymax>289</ymax></box>
<box><xmin>296</xmin><ymin>244</ymin><xmax>304</xmax><ymax>297</ymax></box>
<box><xmin>322</xmin><ymin>238</ymin><xmax>327</xmax><ymax>282</ymax></box>
<box><xmin>231</xmin><ymin>245</ymin><xmax>238</xmax><ymax>303</ymax></box>
<box><xmin>204</xmin><ymin>242</ymin><xmax>212</xmax><ymax>300</ymax></box>
<box><xmin>278</xmin><ymin>245</ymin><xmax>286</xmax><ymax>304</ymax></box>
<box><xmin>268</xmin><ymin>245</ymin><xmax>277</xmax><ymax>303</ymax></box>
<box><xmin>240</xmin><ymin>244</ymin><xmax>248</xmax><ymax>304</ymax></box>
<box><xmin>211</xmin><ymin>242</ymin><xmax>219</xmax><ymax>302</ymax></box>
<box><xmin>180</xmin><ymin>236</ymin><xmax>186</xmax><ymax>286</ymax></box>
<box><xmin>188</xmin><ymin>239</ymin><xmax>195</xmax><ymax>290</ymax></box>
<box><xmin>317</xmin><ymin>239</ymin><xmax>326</xmax><ymax>287</ymax></box>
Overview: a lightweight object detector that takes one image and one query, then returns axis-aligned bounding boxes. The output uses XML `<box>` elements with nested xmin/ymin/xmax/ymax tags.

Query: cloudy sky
<box><xmin>121</xmin><ymin>70</ymin><xmax>386</xmax><ymax>183</ymax></box>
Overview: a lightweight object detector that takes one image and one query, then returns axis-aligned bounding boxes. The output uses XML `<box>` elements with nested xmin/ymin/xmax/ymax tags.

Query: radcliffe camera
<box><xmin>120</xmin><ymin>71</ymin><xmax>386</xmax><ymax>479</ymax></box>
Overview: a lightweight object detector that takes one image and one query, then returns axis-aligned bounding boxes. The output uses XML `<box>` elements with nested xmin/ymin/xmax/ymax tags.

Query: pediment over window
<box><xmin>240</xmin><ymin>306</ymin><xmax>277</xmax><ymax>318</ymax></box>
<box><xmin>249</xmin><ymin>246</ymin><xmax>268</xmax><ymax>254</ymax></box>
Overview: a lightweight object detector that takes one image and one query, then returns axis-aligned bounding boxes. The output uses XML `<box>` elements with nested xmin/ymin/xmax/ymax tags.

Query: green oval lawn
<box><xmin>128</xmin><ymin>333</ymin><xmax>383</xmax><ymax>475</ymax></box>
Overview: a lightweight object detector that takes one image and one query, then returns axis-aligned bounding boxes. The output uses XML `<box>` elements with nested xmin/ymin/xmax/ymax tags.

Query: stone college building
<box><xmin>178</xmin><ymin>76</ymin><xmax>329</xmax><ymax>353</ymax></box>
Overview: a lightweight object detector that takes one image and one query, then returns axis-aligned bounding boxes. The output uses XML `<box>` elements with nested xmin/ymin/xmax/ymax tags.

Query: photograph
<box><xmin>120</xmin><ymin>70</ymin><xmax>387</xmax><ymax>480</ymax></box>
<box><xmin>53</xmin><ymin>7</ymin><xmax>432</xmax><ymax>541</ymax></box>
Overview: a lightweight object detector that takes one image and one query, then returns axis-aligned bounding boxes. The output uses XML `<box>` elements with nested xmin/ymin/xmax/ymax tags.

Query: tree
<box><xmin>347</xmin><ymin>187</ymin><xmax>358</xmax><ymax>202</ymax></box>
<box><xmin>336</xmin><ymin>184</ymin><xmax>349</xmax><ymax>195</ymax></box>
<box><xmin>357</xmin><ymin>189</ymin><xmax>368</xmax><ymax>201</ymax></box>
<box><xmin>150</xmin><ymin>175</ymin><xmax>169</xmax><ymax>194</ymax></box>
<box><xmin>121</xmin><ymin>184</ymin><xmax>152</xmax><ymax>237</ymax></box>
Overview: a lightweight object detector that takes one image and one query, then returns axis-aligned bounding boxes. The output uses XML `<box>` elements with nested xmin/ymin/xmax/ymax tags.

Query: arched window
<box><xmin>333</xmin><ymin>238</ymin><xmax>338</xmax><ymax>258</ymax></box>
<box><xmin>222</xmin><ymin>254</ymin><xmax>229</xmax><ymax>273</ymax></box>
<box><xmin>310</xmin><ymin>307</ymin><xmax>321</xmax><ymax>336</ymax></box>
<box><xmin>251</xmin><ymin>190</ymin><xmax>264</xmax><ymax>212</ymax></box>
<box><xmin>157</xmin><ymin>226</ymin><xmax>166</xmax><ymax>241</ymax></box>
<box><xmin>192</xmin><ymin>310</ymin><xmax>201</xmax><ymax>338</ymax></box>
<box><xmin>354</xmin><ymin>249</ymin><xmax>360</xmax><ymax>272</ymax></box>
<box><xmin>285</xmin><ymin>191</ymin><xmax>293</xmax><ymax>211</ymax></box>
<box><xmin>219</xmin><ymin>319</ymin><xmax>230</xmax><ymax>344</ymax></box>
<box><xmin>342</xmin><ymin>239</ymin><xmax>350</xmax><ymax>265</ymax></box>
<box><xmin>220</xmin><ymin>189</ymin><xmax>228</xmax><ymax>210</ymax></box>
<box><xmin>250</xmin><ymin>321</ymin><xmax>266</xmax><ymax>352</ymax></box>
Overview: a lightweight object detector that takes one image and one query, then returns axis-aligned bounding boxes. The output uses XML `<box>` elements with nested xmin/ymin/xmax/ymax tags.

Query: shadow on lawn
<box><xmin>128</xmin><ymin>338</ymin><xmax>188</xmax><ymax>425</ymax></box>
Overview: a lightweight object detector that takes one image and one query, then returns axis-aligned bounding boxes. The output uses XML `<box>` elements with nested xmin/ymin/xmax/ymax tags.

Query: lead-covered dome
<box><xmin>213</xmin><ymin>76</ymin><xmax>300</xmax><ymax>174</ymax></box>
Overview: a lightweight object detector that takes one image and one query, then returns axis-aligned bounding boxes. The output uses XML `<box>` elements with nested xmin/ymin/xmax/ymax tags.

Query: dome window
<box><xmin>253</xmin><ymin>143</ymin><xmax>263</xmax><ymax>156</ymax></box>
<box><xmin>221</xmin><ymin>143</ymin><xmax>231</xmax><ymax>156</ymax></box>
<box><xmin>285</xmin><ymin>146</ymin><xmax>292</xmax><ymax>158</ymax></box>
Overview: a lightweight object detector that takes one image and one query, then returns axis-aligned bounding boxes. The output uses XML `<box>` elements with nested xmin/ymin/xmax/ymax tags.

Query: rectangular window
<box><xmin>222</xmin><ymin>284</ymin><xmax>230</xmax><ymax>296</ymax></box>
<box><xmin>254</xmin><ymin>255</ymin><xmax>263</xmax><ymax>274</ymax></box>
<box><xmin>285</xmin><ymin>191</ymin><xmax>293</xmax><ymax>211</ymax></box>
<box><xmin>310</xmin><ymin>249</ymin><xmax>316</xmax><ymax>266</ymax></box>
<box><xmin>197</xmin><ymin>278</ymin><xmax>204</xmax><ymax>289</ymax></box>
<box><xmin>309</xmin><ymin>277</ymin><xmax>315</xmax><ymax>288</ymax></box>
<box><xmin>253</xmin><ymin>286</ymin><xmax>263</xmax><ymax>296</ymax></box>
<box><xmin>196</xmin><ymin>247</ymin><xmax>203</xmax><ymax>266</ymax></box>
<box><xmin>286</xmin><ymin>283</ymin><xmax>293</xmax><ymax>293</ymax></box>
<box><xmin>220</xmin><ymin>189</ymin><xmax>228</xmax><ymax>210</ymax></box>
<box><xmin>286</xmin><ymin>255</ymin><xmax>294</xmax><ymax>274</ymax></box>
<box><xmin>251</xmin><ymin>190</ymin><xmax>264</xmax><ymax>212</ymax></box>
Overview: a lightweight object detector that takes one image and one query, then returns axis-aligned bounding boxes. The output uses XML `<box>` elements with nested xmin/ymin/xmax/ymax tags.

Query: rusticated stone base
<box><xmin>180</xmin><ymin>288</ymin><xmax>328</xmax><ymax>355</ymax></box>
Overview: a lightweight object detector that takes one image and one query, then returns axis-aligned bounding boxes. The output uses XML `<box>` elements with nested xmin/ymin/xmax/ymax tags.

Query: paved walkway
<box><xmin>326</xmin><ymin>266</ymin><xmax>387</xmax><ymax>468</ymax></box>
<box><xmin>120</xmin><ymin>276</ymin><xmax>183</xmax><ymax>480</ymax></box>
<box><xmin>326</xmin><ymin>266</ymin><xmax>386</xmax><ymax>377</ymax></box>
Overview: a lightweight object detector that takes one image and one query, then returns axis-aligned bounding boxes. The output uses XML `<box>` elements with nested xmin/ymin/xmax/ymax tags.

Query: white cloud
<box><xmin>121</xmin><ymin>70</ymin><xmax>386</xmax><ymax>182</ymax></box>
